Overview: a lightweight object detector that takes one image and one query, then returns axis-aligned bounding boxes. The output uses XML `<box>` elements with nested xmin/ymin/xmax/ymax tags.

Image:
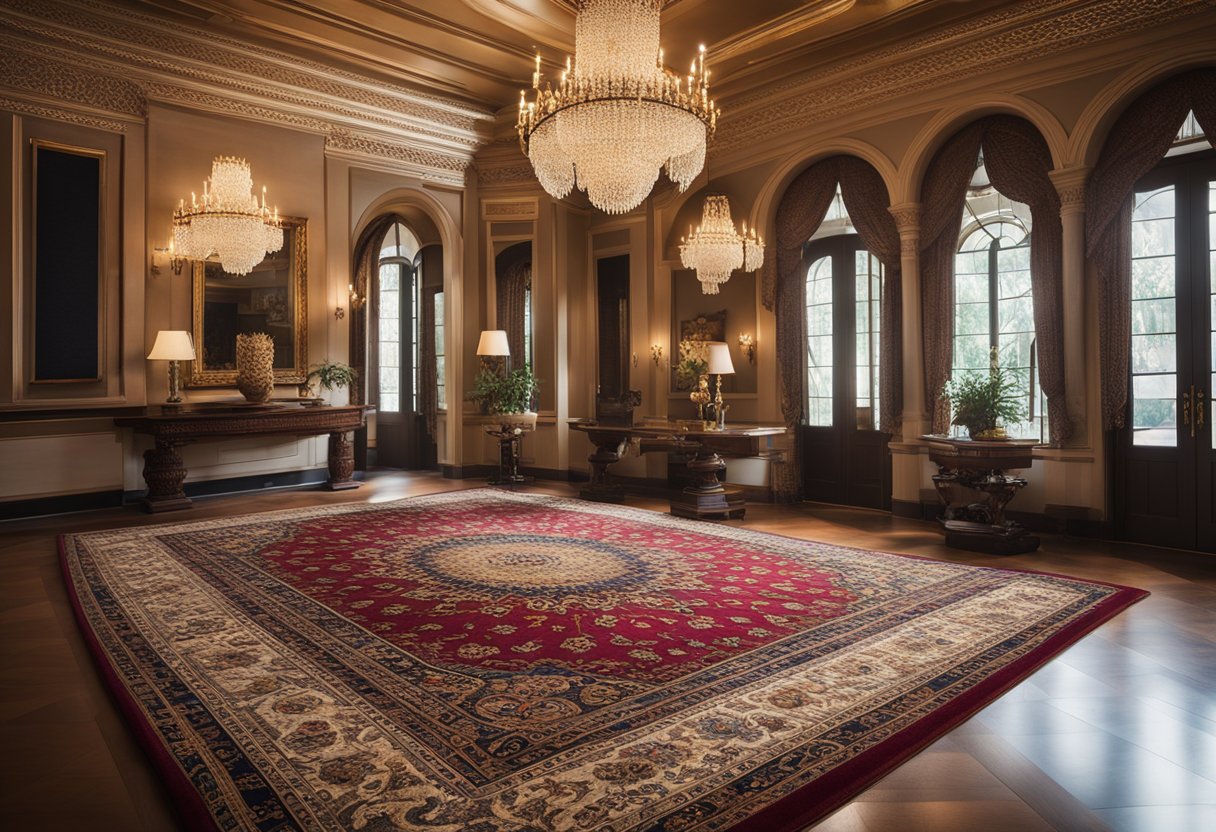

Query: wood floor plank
<box><xmin>0</xmin><ymin>472</ymin><xmax>1211</xmax><ymax>832</ymax></box>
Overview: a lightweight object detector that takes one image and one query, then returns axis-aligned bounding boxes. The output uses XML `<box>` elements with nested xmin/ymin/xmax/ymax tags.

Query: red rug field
<box><xmin>61</xmin><ymin>490</ymin><xmax>1146</xmax><ymax>831</ymax></box>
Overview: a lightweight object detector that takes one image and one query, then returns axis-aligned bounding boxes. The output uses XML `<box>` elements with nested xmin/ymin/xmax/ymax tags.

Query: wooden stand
<box><xmin>669</xmin><ymin>446</ymin><xmax>746</xmax><ymax>520</ymax></box>
<box><xmin>921</xmin><ymin>436</ymin><xmax>1040</xmax><ymax>554</ymax></box>
<box><xmin>116</xmin><ymin>403</ymin><xmax>374</xmax><ymax>512</ymax></box>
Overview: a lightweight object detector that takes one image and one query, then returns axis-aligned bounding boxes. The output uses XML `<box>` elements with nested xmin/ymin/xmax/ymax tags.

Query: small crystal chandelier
<box><xmin>173</xmin><ymin>156</ymin><xmax>282</xmax><ymax>275</ymax></box>
<box><xmin>516</xmin><ymin>0</ymin><xmax>719</xmax><ymax>215</ymax></box>
<box><xmin>679</xmin><ymin>194</ymin><xmax>765</xmax><ymax>294</ymax></box>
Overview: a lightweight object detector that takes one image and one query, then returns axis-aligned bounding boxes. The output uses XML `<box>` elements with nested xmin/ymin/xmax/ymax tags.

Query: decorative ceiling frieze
<box><xmin>0</xmin><ymin>0</ymin><xmax>494</xmax><ymax>178</ymax></box>
<box><xmin>712</xmin><ymin>0</ymin><xmax>1212</xmax><ymax>159</ymax></box>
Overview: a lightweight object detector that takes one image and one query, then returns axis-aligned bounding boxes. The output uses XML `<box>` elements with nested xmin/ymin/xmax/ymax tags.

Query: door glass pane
<box><xmin>410</xmin><ymin>267</ymin><xmax>418</xmax><ymax>413</ymax></box>
<box><xmin>854</xmin><ymin>250</ymin><xmax>882</xmax><ymax>430</ymax></box>
<box><xmin>1131</xmin><ymin>185</ymin><xmax>1176</xmax><ymax>446</ymax></box>
<box><xmin>435</xmin><ymin>291</ymin><xmax>446</xmax><ymax>411</ymax></box>
<box><xmin>805</xmin><ymin>255</ymin><xmax>833</xmax><ymax>426</ymax></box>
<box><xmin>378</xmin><ymin>262</ymin><xmax>401</xmax><ymax>413</ymax></box>
<box><xmin>1210</xmin><ymin>180</ymin><xmax>1216</xmax><ymax>449</ymax></box>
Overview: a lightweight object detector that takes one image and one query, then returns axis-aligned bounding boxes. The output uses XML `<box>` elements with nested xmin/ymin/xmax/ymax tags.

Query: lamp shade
<box><xmin>706</xmin><ymin>341</ymin><xmax>735</xmax><ymax>375</ymax></box>
<box><xmin>476</xmin><ymin>329</ymin><xmax>511</xmax><ymax>356</ymax></box>
<box><xmin>147</xmin><ymin>330</ymin><xmax>196</xmax><ymax>361</ymax></box>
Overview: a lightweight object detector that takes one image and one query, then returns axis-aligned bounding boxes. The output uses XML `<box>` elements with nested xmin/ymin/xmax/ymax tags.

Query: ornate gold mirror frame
<box><xmin>189</xmin><ymin>216</ymin><xmax>308</xmax><ymax>387</ymax></box>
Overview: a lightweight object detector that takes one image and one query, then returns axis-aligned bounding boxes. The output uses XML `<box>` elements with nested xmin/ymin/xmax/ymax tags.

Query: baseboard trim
<box><xmin>0</xmin><ymin>489</ymin><xmax>124</xmax><ymax>521</ymax></box>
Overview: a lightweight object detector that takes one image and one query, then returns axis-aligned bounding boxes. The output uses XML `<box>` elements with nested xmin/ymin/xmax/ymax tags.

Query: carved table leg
<box><xmin>670</xmin><ymin>446</ymin><xmax>745</xmax><ymax>520</ymax></box>
<box><xmin>140</xmin><ymin>439</ymin><xmax>192</xmax><ymax>513</ymax></box>
<box><xmin>327</xmin><ymin>430</ymin><xmax>361</xmax><ymax>490</ymax></box>
<box><xmin>581</xmin><ymin>437</ymin><xmax>628</xmax><ymax>502</ymax></box>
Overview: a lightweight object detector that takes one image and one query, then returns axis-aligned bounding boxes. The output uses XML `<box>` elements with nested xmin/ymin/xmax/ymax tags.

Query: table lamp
<box><xmin>476</xmin><ymin>329</ymin><xmax>511</xmax><ymax>374</ymax></box>
<box><xmin>706</xmin><ymin>341</ymin><xmax>734</xmax><ymax>430</ymax></box>
<box><xmin>147</xmin><ymin>330</ymin><xmax>195</xmax><ymax>404</ymax></box>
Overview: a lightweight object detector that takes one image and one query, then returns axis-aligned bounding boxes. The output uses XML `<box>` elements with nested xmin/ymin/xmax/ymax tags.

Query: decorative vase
<box><xmin>235</xmin><ymin>332</ymin><xmax>275</xmax><ymax>402</ymax></box>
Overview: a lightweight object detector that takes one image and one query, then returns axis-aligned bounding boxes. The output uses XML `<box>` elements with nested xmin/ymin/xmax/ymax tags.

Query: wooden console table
<box><xmin>921</xmin><ymin>435</ymin><xmax>1040</xmax><ymax>554</ymax></box>
<box><xmin>115</xmin><ymin>402</ymin><xmax>374</xmax><ymax>512</ymax></box>
<box><xmin>569</xmin><ymin>420</ymin><xmax>786</xmax><ymax>520</ymax></box>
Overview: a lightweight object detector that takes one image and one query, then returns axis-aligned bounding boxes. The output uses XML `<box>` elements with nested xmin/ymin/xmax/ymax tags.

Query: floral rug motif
<box><xmin>61</xmin><ymin>490</ymin><xmax>1146</xmax><ymax>831</ymax></box>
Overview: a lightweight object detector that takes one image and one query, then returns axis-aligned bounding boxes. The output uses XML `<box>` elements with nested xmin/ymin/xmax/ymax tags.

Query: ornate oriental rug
<box><xmin>62</xmin><ymin>490</ymin><xmax>1145</xmax><ymax>831</ymax></box>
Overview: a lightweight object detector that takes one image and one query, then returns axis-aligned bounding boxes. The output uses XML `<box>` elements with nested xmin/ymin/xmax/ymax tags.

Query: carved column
<box><xmin>889</xmin><ymin>202</ymin><xmax>926</xmax><ymax>440</ymax></box>
<box><xmin>1049</xmin><ymin>166</ymin><xmax>1091</xmax><ymax>448</ymax></box>
<box><xmin>141</xmin><ymin>439</ymin><xmax>191</xmax><ymax>513</ymax></box>
<box><xmin>327</xmin><ymin>430</ymin><xmax>359</xmax><ymax>490</ymax></box>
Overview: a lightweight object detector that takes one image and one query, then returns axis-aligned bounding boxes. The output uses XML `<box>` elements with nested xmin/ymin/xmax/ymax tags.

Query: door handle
<box><xmin>1199</xmin><ymin>388</ymin><xmax>1206</xmax><ymax>433</ymax></box>
<box><xmin>1183</xmin><ymin>385</ymin><xmax>1194</xmax><ymax>436</ymax></box>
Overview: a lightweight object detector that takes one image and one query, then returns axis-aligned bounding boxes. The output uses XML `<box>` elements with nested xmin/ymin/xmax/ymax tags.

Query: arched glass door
<box><xmin>800</xmin><ymin>234</ymin><xmax>890</xmax><ymax>509</ymax></box>
<box><xmin>1116</xmin><ymin>148</ymin><xmax>1216</xmax><ymax>550</ymax></box>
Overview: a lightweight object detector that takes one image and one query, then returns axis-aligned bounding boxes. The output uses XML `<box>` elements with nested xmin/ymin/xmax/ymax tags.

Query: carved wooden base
<box><xmin>140</xmin><ymin>440</ymin><xmax>191</xmax><ymax>513</ymax></box>
<box><xmin>580</xmin><ymin>436</ymin><xmax>629</xmax><ymax>503</ymax></box>
<box><xmin>326</xmin><ymin>431</ymin><xmax>361</xmax><ymax>490</ymax></box>
<box><xmin>931</xmin><ymin>467</ymin><xmax>1039</xmax><ymax>554</ymax></box>
<box><xmin>670</xmin><ymin>450</ymin><xmax>746</xmax><ymax>520</ymax></box>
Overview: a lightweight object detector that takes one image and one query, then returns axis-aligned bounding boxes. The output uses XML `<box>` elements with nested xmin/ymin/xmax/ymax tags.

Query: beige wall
<box><xmin>4</xmin><ymin>7</ymin><xmax>1216</xmax><ymax>527</ymax></box>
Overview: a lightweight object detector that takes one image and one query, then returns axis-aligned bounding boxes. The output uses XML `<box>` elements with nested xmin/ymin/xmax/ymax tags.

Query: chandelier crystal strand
<box><xmin>679</xmin><ymin>195</ymin><xmax>765</xmax><ymax>295</ymax></box>
<box><xmin>173</xmin><ymin>156</ymin><xmax>282</xmax><ymax>275</ymax></box>
<box><xmin>517</xmin><ymin>0</ymin><xmax>718</xmax><ymax>215</ymax></box>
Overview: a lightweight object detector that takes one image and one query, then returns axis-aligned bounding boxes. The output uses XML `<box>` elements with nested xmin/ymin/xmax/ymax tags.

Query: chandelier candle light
<box><xmin>173</xmin><ymin>156</ymin><xmax>283</xmax><ymax>275</ymax></box>
<box><xmin>516</xmin><ymin>0</ymin><xmax>719</xmax><ymax>215</ymax></box>
<box><xmin>680</xmin><ymin>194</ymin><xmax>765</xmax><ymax>294</ymax></box>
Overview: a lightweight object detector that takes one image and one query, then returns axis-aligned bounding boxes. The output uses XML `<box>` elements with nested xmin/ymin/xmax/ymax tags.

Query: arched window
<box><xmin>376</xmin><ymin>222</ymin><xmax>420</xmax><ymax>414</ymax></box>
<box><xmin>951</xmin><ymin>155</ymin><xmax>1045</xmax><ymax>440</ymax></box>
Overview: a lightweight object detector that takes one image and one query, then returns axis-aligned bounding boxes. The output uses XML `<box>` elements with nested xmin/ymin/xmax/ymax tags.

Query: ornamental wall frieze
<box><xmin>0</xmin><ymin>96</ymin><xmax>130</xmax><ymax>133</ymax></box>
<box><xmin>713</xmin><ymin>0</ymin><xmax>1208</xmax><ymax>158</ymax></box>
<box><xmin>1</xmin><ymin>0</ymin><xmax>491</xmax><ymax>138</ymax></box>
<box><xmin>324</xmin><ymin>131</ymin><xmax>469</xmax><ymax>187</ymax></box>
<box><xmin>0</xmin><ymin>46</ymin><xmax>145</xmax><ymax>117</ymax></box>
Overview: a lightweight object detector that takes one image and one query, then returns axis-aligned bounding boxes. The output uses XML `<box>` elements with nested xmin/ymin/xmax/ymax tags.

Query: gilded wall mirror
<box><xmin>189</xmin><ymin>216</ymin><xmax>308</xmax><ymax>386</ymax></box>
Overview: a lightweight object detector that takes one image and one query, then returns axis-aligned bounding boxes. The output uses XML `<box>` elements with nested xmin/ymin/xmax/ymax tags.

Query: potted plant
<box><xmin>304</xmin><ymin>360</ymin><xmax>357</xmax><ymax>402</ymax></box>
<box><xmin>467</xmin><ymin>365</ymin><xmax>540</xmax><ymax>428</ymax></box>
<box><xmin>942</xmin><ymin>362</ymin><xmax>1025</xmax><ymax>440</ymax></box>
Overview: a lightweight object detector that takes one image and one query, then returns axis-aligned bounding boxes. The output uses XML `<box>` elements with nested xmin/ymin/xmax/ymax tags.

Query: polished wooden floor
<box><xmin>1</xmin><ymin>472</ymin><xmax>1213</xmax><ymax>831</ymax></box>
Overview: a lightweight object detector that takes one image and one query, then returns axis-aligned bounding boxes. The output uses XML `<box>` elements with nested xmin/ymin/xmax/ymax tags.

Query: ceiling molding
<box><xmin>711</xmin><ymin>0</ymin><xmax>1213</xmax><ymax>159</ymax></box>
<box><xmin>0</xmin><ymin>0</ymin><xmax>494</xmax><ymax>176</ymax></box>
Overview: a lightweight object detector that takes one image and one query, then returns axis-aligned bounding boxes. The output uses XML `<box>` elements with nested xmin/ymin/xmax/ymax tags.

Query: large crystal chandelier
<box><xmin>679</xmin><ymin>195</ymin><xmax>765</xmax><ymax>294</ymax></box>
<box><xmin>173</xmin><ymin>156</ymin><xmax>282</xmax><ymax>275</ymax></box>
<box><xmin>516</xmin><ymin>0</ymin><xmax>719</xmax><ymax>215</ymax></box>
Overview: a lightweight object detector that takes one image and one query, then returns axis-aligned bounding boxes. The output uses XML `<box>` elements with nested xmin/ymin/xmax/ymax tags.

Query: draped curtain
<box><xmin>760</xmin><ymin>155</ymin><xmax>903</xmax><ymax>500</ymax></box>
<box><xmin>497</xmin><ymin>260</ymin><xmax>531</xmax><ymax>366</ymax></box>
<box><xmin>918</xmin><ymin>116</ymin><xmax>1068</xmax><ymax>442</ymax></box>
<box><xmin>1085</xmin><ymin>68</ymin><xmax>1216</xmax><ymax>429</ymax></box>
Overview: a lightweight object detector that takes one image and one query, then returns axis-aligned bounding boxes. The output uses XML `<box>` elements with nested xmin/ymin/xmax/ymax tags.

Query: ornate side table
<box><xmin>920</xmin><ymin>435</ymin><xmax>1041</xmax><ymax>554</ymax></box>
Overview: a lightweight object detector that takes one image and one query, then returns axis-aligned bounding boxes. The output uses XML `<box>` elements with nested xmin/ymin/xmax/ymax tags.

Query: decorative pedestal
<box><xmin>580</xmin><ymin>434</ymin><xmax>629</xmax><ymax>502</ymax></box>
<box><xmin>669</xmin><ymin>446</ymin><xmax>746</xmax><ymax>520</ymax></box>
<box><xmin>922</xmin><ymin>436</ymin><xmax>1040</xmax><ymax>554</ymax></box>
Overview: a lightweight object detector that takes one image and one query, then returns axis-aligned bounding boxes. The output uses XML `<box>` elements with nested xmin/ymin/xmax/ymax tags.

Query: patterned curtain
<box><xmin>497</xmin><ymin>260</ymin><xmax>531</xmax><ymax>366</ymax></box>
<box><xmin>349</xmin><ymin>215</ymin><xmax>397</xmax><ymax>406</ymax></box>
<box><xmin>918</xmin><ymin>116</ymin><xmax>1069</xmax><ymax>441</ymax></box>
<box><xmin>762</xmin><ymin>155</ymin><xmax>901</xmax><ymax>500</ymax></box>
<box><xmin>982</xmin><ymin>116</ymin><xmax>1067</xmax><ymax>443</ymax></box>
<box><xmin>1085</xmin><ymin>68</ymin><xmax>1216</xmax><ymax>429</ymax></box>
<box><xmin>837</xmin><ymin>157</ymin><xmax>903</xmax><ymax>435</ymax></box>
<box><xmin>918</xmin><ymin>122</ymin><xmax>986</xmax><ymax>434</ymax></box>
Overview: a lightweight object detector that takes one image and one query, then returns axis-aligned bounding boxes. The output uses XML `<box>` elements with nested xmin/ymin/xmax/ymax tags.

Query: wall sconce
<box><xmin>348</xmin><ymin>282</ymin><xmax>365</xmax><ymax>310</ymax></box>
<box><xmin>151</xmin><ymin>239</ymin><xmax>185</xmax><ymax>277</ymax></box>
<box><xmin>738</xmin><ymin>332</ymin><xmax>755</xmax><ymax>364</ymax></box>
<box><xmin>651</xmin><ymin>344</ymin><xmax>664</xmax><ymax>366</ymax></box>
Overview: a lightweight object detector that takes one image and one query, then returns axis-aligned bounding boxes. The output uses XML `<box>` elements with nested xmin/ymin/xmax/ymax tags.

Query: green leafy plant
<box><xmin>307</xmin><ymin>360</ymin><xmax>357</xmax><ymax>393</ymax></box>
<box><xmin>467</xmin><ymin>365</ymin><xmax>540</xmax><ymax>414</ymax></box>
<box><xmin>942</xmin><ymin>364</ymin><xmax>1025</xmax><ymax>439</ymax></box>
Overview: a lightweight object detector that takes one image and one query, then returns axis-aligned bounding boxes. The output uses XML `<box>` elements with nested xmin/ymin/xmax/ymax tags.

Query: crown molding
<box><xmin>712</xmin><ymin>0</ymin><xmax>1213</xmax><ymax>161</ymax></box>
<box><xmin>0</xmin><ymin>0</ymin><xmax>493</xmax><ymax>176</ymax></box>
<box><xmin>0</xmin><ymin>95</ymin><xmax>134</xmax><ymax>133</ymax></box>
